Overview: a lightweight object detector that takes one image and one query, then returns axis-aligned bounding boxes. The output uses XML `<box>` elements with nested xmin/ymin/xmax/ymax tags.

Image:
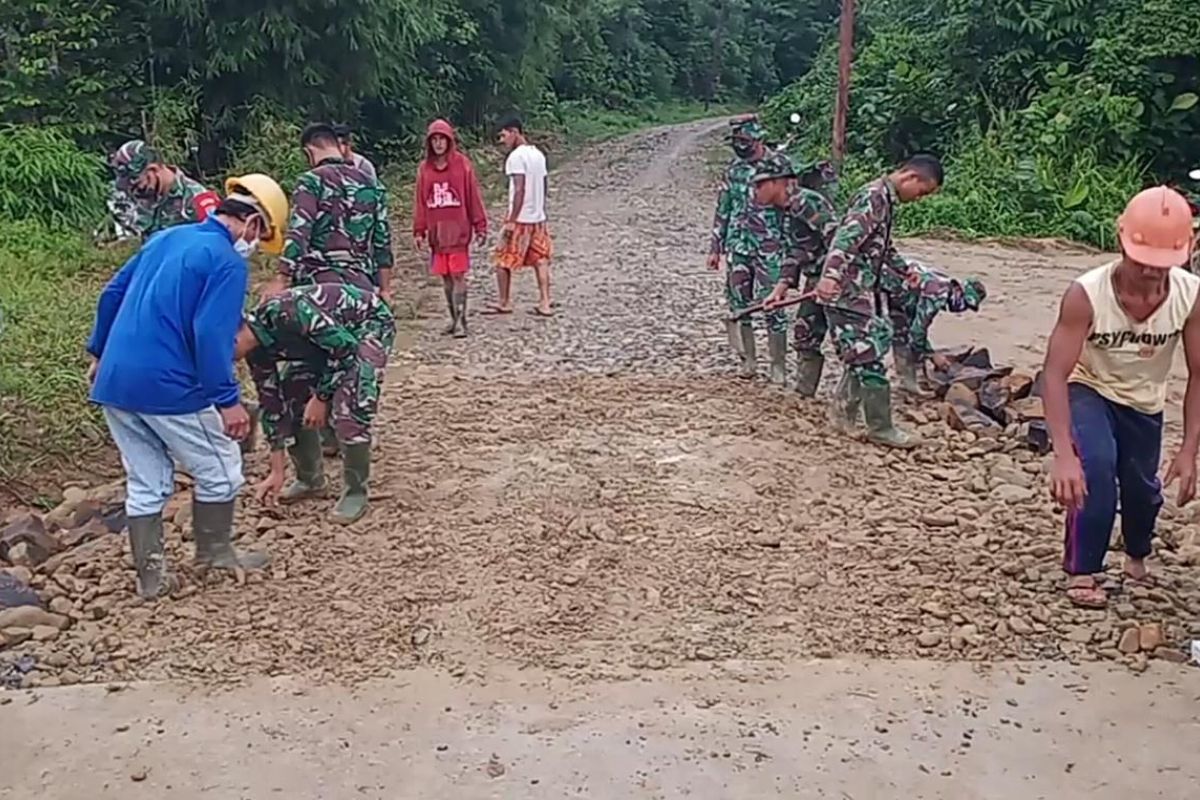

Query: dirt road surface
<box><xmin>4</xmin><ymin>120</ymin><xmax>1200</xmax><ymax>797</ymax></box>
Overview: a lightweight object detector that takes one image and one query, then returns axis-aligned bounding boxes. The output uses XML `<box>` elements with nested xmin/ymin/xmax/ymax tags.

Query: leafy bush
<box><xmin>225</xmin><ymin>101</ymin><xmax>311</xmax><ymax>194</ymax></box>
<box><xmin>0</xmin><ymin>126</ymin><xmax>107</xmax><ymax>228</ymax></box>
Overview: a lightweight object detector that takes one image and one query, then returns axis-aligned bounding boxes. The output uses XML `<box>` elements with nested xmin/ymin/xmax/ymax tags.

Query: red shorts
<box><xmin>431</xmin><ymin>252</ymin><xmax>470</xmax><ymax>276</ymax></box>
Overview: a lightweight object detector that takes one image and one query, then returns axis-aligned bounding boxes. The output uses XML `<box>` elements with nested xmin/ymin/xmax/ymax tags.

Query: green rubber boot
<box><xmin>724</xmin><ymin>319</ymin><xmax>744</xmax><ymax>357</ymax></box>
<box><xmin>793</xmin><ymin>353</ymin><xmax>824</xmax><ymax>398</ymax></box>
<box><xmin>126</xmin><ymin>513</ymin><xmax>177</xmax><ymax>600</ymax></box>
<box><xmin>320</xmin><ymin>425</ymin><xmax>341</xmax><ymax>458</ymax></box>
<box><xmin>861</xmin><ymin>381</ymin><xmax>920</xmax><ymax>449</ymax></box>
<box><xmin>331</xmin><ymin>443</ymin><xmax>372</xmax><ymax>525</ymax></box>
<box><xmin>738</xmin><ymin>324</ymin><xmax>758</xmax><ymax>379</ymax></box>
<box><xmin>893</xmin><ymin>346</ymin><xmax>923</xmax><ymax>394</ymax></box>
<box><xmin>283</xmin><ymin>427</ymin><xmax>329</xmax><ymax>502</ymax></box>
<box><xmin>441</xmin><ymin>282</ymin><xmax>458</xmax><ymax>336</ymax></box>
<box><xmin>193</xmin><ymin>500</ymin><xmax>270</xmax><ymax>571</ymax></box>
<box><xmin>827</xmin><ymin>371</ymin><xmax>863</xmax><ymax>433</ymax></box>
<box><xmin>767</xmin><ymin>331</ymin><xmax>788</xmax><ymax>385</ymax></box>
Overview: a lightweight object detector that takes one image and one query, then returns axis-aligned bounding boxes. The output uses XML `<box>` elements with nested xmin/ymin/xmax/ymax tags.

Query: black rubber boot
<box><xmin>283</xmin><ymin>427</ymin><xmax>329</xmax><ymax>502</ymax></box>
<box><xmin>738</xmin><ymin>325</ymin><xmax>757</xmax><ymax>379</ymax></box>
<box><xmin>861</xmin><ymin>381</ymin><xmax>920</xmax><ymax>449</ymax></box>
<box><xmin>331</xmin><ymin>443</ymin><xmax>372</xmax><ymax>525</ymax></box>
<box><xmin>793</xmin><ymin>353</ymin><xmax>824</xmax><ymax>398</ymax></box>
<box><xmin>193</xmin><ymin>500</ymin><xmax>270</xmax><ymax>571</ymax></box>
<box><xmin>767</xmin><ymin>331</ymin><xmax>788</xmax><ymax>385</ymax></box>
<box><xmin>127</xmin><ymin>513</ymin><xmax>176</xmax><ymax>600</ymax></box>
<box><xmin>453</xmin><ymin>290</ymin><xmax>468</xmax><ymax>338</ymax></box>
<box><xmin>320</xmin><ymin>425</ymin><xmax>341</xmax><ymax>458</ymax></box>
<box><xmin>441</xmin><ymin>282</ymin><xmax>457</xmax><ymax>335</ymax></box>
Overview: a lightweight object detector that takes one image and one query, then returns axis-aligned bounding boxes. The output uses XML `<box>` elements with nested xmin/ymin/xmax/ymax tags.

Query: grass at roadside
<box><xmin>0</xmin><ymin>100</ymin><xmax>729</xmax><ymax>492</ymax></box>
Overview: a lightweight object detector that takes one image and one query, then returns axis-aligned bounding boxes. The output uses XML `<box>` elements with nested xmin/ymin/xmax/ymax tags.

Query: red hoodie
<box><xmin>413</xmin><ymin>119</ymin><xmax>487</xmax><ymax>254</ymax></box>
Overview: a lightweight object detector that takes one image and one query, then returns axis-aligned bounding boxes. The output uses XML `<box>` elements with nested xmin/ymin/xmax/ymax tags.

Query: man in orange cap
<box><xmin>1042</xmin><ymin>186</ymin><xmax>1199</xmax><ymax>608</ymax></box>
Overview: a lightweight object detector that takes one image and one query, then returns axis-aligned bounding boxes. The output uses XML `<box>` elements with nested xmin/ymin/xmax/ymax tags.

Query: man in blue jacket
<box><xmin>86</xmin><ymin>174</ymin><xmax>288</xmax><ymax>600</ymax></box>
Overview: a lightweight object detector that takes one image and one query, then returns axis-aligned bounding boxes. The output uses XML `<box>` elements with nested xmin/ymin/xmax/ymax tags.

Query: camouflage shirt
<box><xmin>246</xmin><ymin>283</ymin><xmax>395</xmax><ymax>448</ymax></box>
<box><xmin>280</xmin><ymin>156</ymin><xmax>394</xmax><ymax>290</ymax></box>
<box><xmin>778</xmin><ymin>183</ymin><xmax>837</xmax><ymax>287</ymax></box>
<box><xmin>710</xmin><ymin>156</ymin><xmax>780</xmax><ymax>256</ymax></box>
<box><xmin>818</xmin><ymin>178</ymin><xmax>912</xmax><ymax>315</ymax></box>
<box><xmin>132</xmin><ymin>171</ymin><xmax>219</xmax><ymax>238</ymax></box>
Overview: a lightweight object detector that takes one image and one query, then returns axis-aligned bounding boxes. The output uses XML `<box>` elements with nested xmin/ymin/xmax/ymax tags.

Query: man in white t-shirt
<box><xmin>486</xmin><ymin>116</ymin><xmax>554</xmax><ymax>317</ymax></box>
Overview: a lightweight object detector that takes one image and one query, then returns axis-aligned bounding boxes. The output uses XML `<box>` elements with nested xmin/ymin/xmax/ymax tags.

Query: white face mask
<box><xmin>233</xmin><ymin>237</ymin><xmax>258</xmax><ymax>258</ymax></box>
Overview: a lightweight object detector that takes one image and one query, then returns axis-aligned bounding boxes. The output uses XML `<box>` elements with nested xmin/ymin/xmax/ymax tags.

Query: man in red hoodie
<box><xmin>413</xmin><ymin>120</ymin><xmax>488</xmax><ymax>337</ymax></box>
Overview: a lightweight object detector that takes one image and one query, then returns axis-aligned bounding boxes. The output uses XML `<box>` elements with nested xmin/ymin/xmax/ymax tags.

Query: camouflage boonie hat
<box><xmin>728</xmin><ymin>115</ymin><xmax>767</xmax><ymax>142</ymax></box>
<box><xmin>110</xmin><ymin>139</ymin><xmax>162</xmax><ymax>188</ymax></box>
<box><xmin>950</xmin><ymin>277</ymin><xmax>987</xmax><ymax>312</ymax></box>
<box><xmin>751</xmin><ymin>153</ymin><xmax>798</xmax><ymax>183</ymax></box>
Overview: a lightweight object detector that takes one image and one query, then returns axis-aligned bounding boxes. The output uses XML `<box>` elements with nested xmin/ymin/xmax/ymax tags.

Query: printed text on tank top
<box><xmin>1093</xmin><ymin>268</ymin><xmax>1172</xmax><ymax>359</ymax></box>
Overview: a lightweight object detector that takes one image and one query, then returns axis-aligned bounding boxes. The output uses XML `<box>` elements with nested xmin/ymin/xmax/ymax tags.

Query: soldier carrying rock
<box><xmin>889</xmin><ymin>263</ymin><xmax>987</xmax><ymax>392</ymax></box>
<box><xmin>238</xmin><ymin>283</ymin><xmax>396</xmax><ymax>525</ymax></box>
<box><xmin>1043</xmin><ymin>186</ymin><xmax>1200</xmax><ymax>608</ymax></box>
<box><xmin>813</xmin><ymin>155</ymin><xmax>944</xmax><ymax>448</ymax></box>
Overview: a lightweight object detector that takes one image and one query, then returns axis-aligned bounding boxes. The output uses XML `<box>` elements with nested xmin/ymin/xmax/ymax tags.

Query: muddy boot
<box><xmin>331</xmin><ymin>443</ymin><xmax>371</xmax><ymax>525</ymax></box>
<box><xmin>453</xmin><ymin>291</ymin><xmax>468</xmax><ymax>338</ymax></box>
<box><xmin>793</xmin><ymin>353</ymin><xmax>824</xmax><ymax>398</ymax></box>
<box><xmin>320</xmin><ymin>425</ymin><xmax>341</xmax><ymax>458</ymax></box>
<box><xmin>861</xmin><ymin>381</ymin><xmax>920</xmax><ymax>449</ymax></box>
<box><xmin>724</xmin><ymin>319</ymin><xmax>744</xmax><ymax>357</ymax></box>
<box><xmin>441</xmin><ymin>283</ymin><xmax>457</xmax><ymax>335</ymax></box>
<box><xmin>767</xmin><ymin>331</ymin><xmax>788</xmax><ymax>385</ymax></box>
<box><xmin>193</xmin><ymin>500</ymin><xmax>270</xmax><ymax>571</ymax></box>
<box><xmin>893</xmin><ymin>346</ymin><xmax>923</xmax><ymax>394</ymax></box>
<box><xmin>126</xmin><ymin>513</ymin><xmax>176</xmax><ymax>600</ymax></box>
<box><xmin>738</xmin><ymin>325</ymin><xmax>758</xmax><ymax>379</ymax></box>
<box><xmin>827</xmin><ymin>371</ymin><xmax>863</xmax><ymax>433</ymax></box>
<box><xmin>283</xmin><ymin>428</ymin><xmax>329</xmax><ymax>502</ymax></box>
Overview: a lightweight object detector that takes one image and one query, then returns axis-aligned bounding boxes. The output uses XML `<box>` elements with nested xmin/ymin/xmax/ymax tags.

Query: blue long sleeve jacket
<box><xmin>87</xmin><ymin>217</ymin><xmax>247</xmax><ymax>414</ymax></box>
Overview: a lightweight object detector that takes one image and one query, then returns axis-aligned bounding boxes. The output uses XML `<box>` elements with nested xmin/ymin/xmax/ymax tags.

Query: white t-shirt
<box><xmin>505</xmin><ymin>144</ymin><xmax>547</xmax><ymax>223</ymax></box>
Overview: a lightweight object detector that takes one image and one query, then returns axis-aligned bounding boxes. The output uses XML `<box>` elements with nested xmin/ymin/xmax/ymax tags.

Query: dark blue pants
<box><xmin>1063</xmin><ymin>383</ymin><xmax>1163</xmax><ymax>575</ymax></box>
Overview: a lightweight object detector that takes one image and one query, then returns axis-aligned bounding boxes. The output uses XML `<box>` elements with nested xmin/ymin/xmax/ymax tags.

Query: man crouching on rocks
<box><xmin>1044</xmin><ymin>186</ymin><xmax>1199</xmax><ymax>608</ymax></box>
<box><xmin>86</xmin><ymin>175</ymin><xmax>287</xmax><ymax>599</ymax></box>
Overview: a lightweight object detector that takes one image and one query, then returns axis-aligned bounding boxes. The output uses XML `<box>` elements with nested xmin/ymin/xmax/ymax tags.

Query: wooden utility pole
<box><xmin>832</xmin><ymin>0</ymin><xmax>856</xmax><ymax>164</ymax></box>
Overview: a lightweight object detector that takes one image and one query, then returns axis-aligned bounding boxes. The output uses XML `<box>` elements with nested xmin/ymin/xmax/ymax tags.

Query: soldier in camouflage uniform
<box><xmin>262</xmin><ymin>123</ymin><xmax>394</xmax><ymax>303</ymax></box>
<box><xmin>889</xmin><ymin>263</ymin><xmax>987</xmax><ymax>391</ymax></box>
<box><xmin>109</xmin><ymin>140</ymin><xmax>219</xmax><ymax>239</ymax></box>
<box><xmin>814</xmin><ymin>155</ymin><xmax>945</xmax><ymax>448</ymax></box>
<box><xmin>237</xmin><ymin>283</ymin><xmax>396</xmax><ymax>525</ymax></box>
<box><xmin>751</xmin><ymin>155</ymin><xmax>837</xmax><ymax>393</ymax></box>
<box><xmin>708</xmin><ymin>116</ymin><xmax>773</xmax><ymax>377</ymax></box>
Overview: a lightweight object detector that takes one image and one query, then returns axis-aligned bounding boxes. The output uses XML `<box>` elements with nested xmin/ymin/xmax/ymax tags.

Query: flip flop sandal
<box><xmin>528</xmin><ymin>307</ymin><xmax>555</xmax><ymax>318</ymax></box>
<box><xmin>481</xmin><ymin>306</ymin><xmax>514</xmax><ymax>316</ymax></box>
<box><xmin>1122</xmin><ymin>571</ymin><xmax>1158</xmax><ymax>588</ymax></box>
<box><xmin>1065</xmin><ymin>577</ymin><xmax>1108</xmax><ymax>609</ymax></box>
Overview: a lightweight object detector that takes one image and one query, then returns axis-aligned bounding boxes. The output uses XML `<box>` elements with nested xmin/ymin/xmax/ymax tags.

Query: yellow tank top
<box><xmin>1069</xmin><ymin>261</ymin><xmax>1200</xmax><ymax>414</ymax></box>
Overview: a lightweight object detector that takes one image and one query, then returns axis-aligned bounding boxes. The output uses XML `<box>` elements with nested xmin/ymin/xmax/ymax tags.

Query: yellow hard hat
<box><xmin>224</xmin><ymin>173</ymin><xmax>289</xmax><ymax>255</ymax></box>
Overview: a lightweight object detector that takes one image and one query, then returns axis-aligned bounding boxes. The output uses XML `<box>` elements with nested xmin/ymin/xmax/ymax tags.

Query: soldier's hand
<box><xmin>220</xmin><ymin>403</ymin><xmax>251</xmax><ymax>441</ymax></box>
<box><xmin>763</xmin><ymin>283</ymin><xmax>789</xmax><ymax>310</ymax></box>
<box><xmin>930</xmin><ymin>352</ymin><xmax>951</xmax><ymax>372</ymax></box>
<box><xmin>814</xmin><ymin>277</ymin><xmax>839</xmax><ymax>303</ymax></box>
<box><xmin>255</xmin><ymin>469</ymin><xmax>285</xmax><ymax>507</ymax></box>
<box><xmin>303</xmin><ymin>396</ymin><xmax>329</xmax><ymax>429</ymax></box>
<box><xmin>706</xmin><ymin>253</ymin><xmax>722</xmax><ymax>271</ymax></box>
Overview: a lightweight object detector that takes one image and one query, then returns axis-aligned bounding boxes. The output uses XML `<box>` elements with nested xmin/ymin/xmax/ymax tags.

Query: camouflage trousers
<box><xmin>824</xmin><ymin>307</ymin><xmax>893</xmax><ymax>388</ymax></box>
<box><xmin>792</xmin><ymin>274</ymin><xmax>828</xmax><ymax>356</ymax></box>
<box><xmin>726</xmin><ymin>252</ymin><xmax>787</xmax><ymax>333</ymax></box>
<box><xmin>280</xmin><ymin>323</ymin><xmax>395</xmax><ymax>446</ymax></box>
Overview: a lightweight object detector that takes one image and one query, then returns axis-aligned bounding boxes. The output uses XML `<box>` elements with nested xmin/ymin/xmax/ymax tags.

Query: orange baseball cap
<box><xmin>1117</xmin><ymin>186</ymin><xmax>1195</xmax><ymax>268</ymax></box>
